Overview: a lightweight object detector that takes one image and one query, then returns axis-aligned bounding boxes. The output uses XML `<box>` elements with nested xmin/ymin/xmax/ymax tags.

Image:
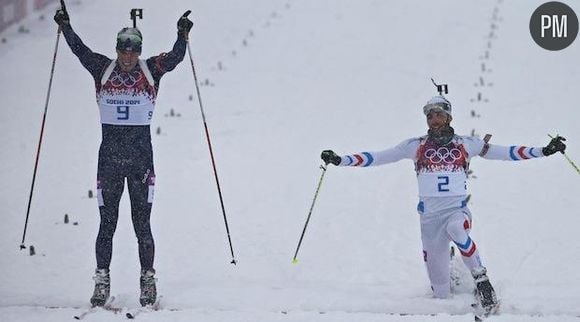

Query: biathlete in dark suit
<box><xmin>54</xmin><ymin>5</ymin><xmax>193</xmax><ymax>307</ymax></box>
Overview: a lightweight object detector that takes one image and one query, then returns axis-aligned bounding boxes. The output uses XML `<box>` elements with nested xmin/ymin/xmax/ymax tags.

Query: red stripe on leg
<box><xmin>463</xmin><ymin>219</ymin><xmax>470</xmax><ymax>230</ymax></box>
<box><xmin>460</xmin><ymin>243</ymin><xmax>477</xmax><ymax>257</ymax></box>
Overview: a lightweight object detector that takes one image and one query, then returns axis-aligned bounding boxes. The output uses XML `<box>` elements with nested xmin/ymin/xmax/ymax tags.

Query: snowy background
<box><xmin>1</xmin><ymin>0</ymin><xmax>579</xmax><ymax>321</ymax></box>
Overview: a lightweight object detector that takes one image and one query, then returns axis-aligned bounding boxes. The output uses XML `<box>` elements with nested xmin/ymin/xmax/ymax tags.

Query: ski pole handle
<box><xmin>179</xmin><ymin>10</ymin><xmax>193</xmax><ymax>41</ymax></box>
<box><xmin>548</xmin><ymin>134</ymin><xmax>579</xmax><ymax>174</ymax></box>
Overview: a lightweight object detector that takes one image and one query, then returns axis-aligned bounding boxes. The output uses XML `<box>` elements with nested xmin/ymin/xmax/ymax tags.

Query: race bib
<box><xmin>97</xmin><ymin>64</ymin><xmax>156</xmax><ymax>125</ymax></box>
<box><xmin>99</xmin><ymin>97</ymin><xmax>154</xmax><ymax>125</ymax></box>
<box><xmin>417</xmin><ymin>172</ymin><xmax>467</xmax><ymax>197</ymax></box>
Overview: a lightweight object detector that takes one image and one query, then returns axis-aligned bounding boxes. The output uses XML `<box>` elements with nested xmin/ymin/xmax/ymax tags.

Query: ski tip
<box><xmin>126</xmin><ymin>312</ymin><xmax>135</xmax><ymax>319</ymax></box>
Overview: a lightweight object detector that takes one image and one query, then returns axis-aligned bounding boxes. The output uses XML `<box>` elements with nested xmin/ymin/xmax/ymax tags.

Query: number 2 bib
<box><xmin>415</xmin><ymin>138</ymin><xmax>469</xmax><ymax>197</ymax></box>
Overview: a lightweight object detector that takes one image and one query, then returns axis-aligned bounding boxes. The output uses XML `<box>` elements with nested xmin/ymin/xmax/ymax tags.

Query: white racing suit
<box><xmin>337</xmin><ymin>134</ymin><xmax>545</xmax><ymax>298</ymax></box>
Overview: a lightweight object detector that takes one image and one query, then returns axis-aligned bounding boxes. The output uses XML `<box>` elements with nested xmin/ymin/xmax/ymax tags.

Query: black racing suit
<box><xmin>61</xmin><ymin>24</ymin><xmax>185</xmax><ymax>271</ymax></box>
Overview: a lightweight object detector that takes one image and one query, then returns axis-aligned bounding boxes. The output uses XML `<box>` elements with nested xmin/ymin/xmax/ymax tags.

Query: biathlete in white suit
<box><xmin>321</xmin><ymin>94</ymin><xmax>566</xmax><ymax>312</ymax></box>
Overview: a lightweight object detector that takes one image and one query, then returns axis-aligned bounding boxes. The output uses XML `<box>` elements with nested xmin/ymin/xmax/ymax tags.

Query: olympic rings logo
<box><xmin>424</xmin><ymin>147</ymin><xmax>463</xmax><ymax>164</ymax></box>
<box><xmin>109</xmin><ymin>70</ymin><xmax>143</xmax><ymax>88</ymax></box>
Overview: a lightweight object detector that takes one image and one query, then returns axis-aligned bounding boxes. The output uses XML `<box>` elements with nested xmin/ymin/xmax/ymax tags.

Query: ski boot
<box><xmin>472</xmin><ymin>267</ymin><xmax>498</xmax><ymax>314</ymax></box>
<box><xmin>139</xmin><ymin>268</ymin><xmax>157</xmax><ymax>307</ymax></box>
<box><xmin>90</xmin><ymin>268</ymin><xmax>110</xmax><ymax>307</ymax></box>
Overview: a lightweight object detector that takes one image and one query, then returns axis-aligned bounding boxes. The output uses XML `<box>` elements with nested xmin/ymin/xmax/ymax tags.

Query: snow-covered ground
<box><xmin>1</xmin><ymin>0</ymin><xmax>579</xmax><ymax>321</ymax></box>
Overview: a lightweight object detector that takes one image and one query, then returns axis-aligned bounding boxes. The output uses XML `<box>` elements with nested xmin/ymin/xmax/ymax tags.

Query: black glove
<box><xmin>178</xmin><ymin>10</ymin><xmax>193</xmax><ymax>35</ymax></box>
<box><xmin>542</xmin><ymin>136</ymin><xmax>566</xmax><ymax>156</ymax></box>
<box><xmin>54</xmin><ymin>3</ymin><xmax>69</xmax><ymax>27</ymax></box>
<box><xmin>321</xmin><ymin>150</ymin><xmax>341</xmax><ymax>166</ymax></box>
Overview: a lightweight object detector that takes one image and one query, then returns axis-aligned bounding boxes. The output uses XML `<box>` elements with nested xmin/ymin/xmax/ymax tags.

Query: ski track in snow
<box><xmin>2</xmin><ymin>305</ymin><xmax>580</xmax><ymax>322</ymax></box>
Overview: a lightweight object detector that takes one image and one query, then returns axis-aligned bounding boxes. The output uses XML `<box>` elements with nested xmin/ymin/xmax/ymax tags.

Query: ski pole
<box><xmin>185</xmin><ymin>16</ymin><xmax>237</xmax><ymax>265</ymax></box>
<box><xmin>548</xmin><ymin>134</ymin><xmax>579</xmax><ymax>174</ymax></box>
<box><xmin>562</xmin><ymin>154</ymin><xmax>580</xmax><ymax>174</ymax></box>
<box><xmin>292</xmin><ymin>163</ymin><xmax>328</xmax><ymax>264</ymax></box>
<box><xmin>20</xmin><ymin>17</ymin><xmax>63</xmax><ymax>250</ymax></box>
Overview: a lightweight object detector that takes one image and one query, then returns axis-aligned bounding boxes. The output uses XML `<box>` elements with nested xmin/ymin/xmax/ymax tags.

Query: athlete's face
<box><xmin>426</xmin><ymin>110</ymin><xmax>451</xmax><ymax>129</ymax></box>
<box><xmin>116</xmin><ymin>49</ymin><xmax>140</xmax><ymax>72</ymax></box>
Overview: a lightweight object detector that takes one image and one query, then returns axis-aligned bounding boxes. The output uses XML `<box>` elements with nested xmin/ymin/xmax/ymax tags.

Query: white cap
<box><xmin>423</xmin><ymin>96</ymin><xmax>452</xmax><ymax>116</ymax></box>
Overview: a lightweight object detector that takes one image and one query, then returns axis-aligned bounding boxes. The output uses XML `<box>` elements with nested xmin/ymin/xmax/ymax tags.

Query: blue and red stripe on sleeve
<box><xmin>341</xmin><ymin>152</ymin><xmax>375</xmax><ymax>167</ymax></box>
<box><xmin>508</xmin><ymin>146</ymin><xmax>542</xmax><ymax>160</ymax></box>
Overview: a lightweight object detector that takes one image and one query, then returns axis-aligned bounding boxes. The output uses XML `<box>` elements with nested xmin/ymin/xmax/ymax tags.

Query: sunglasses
<box><xmin>423</xmin><ymin>102</ymin><xmax>451</xmax><ymax>115</ymax></box>
<box><xmin>117</xmin><ymin>33</ymin><xmax>142</xmax><ymax>44</ymax></box>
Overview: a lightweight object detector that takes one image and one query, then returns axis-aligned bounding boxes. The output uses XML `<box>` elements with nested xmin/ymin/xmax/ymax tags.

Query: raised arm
<box><xmin>54</xmin><ymin>6</ymin><xmax>111</xmax><ymax>81</ymax></box>
<box><xmin>146</xmin><ymin>11</ymin><xmax>193</xmax><ymax>80</ymax></box>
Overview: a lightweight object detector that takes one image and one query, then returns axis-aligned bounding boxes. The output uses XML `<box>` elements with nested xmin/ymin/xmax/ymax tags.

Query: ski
<box><xmin>281</xmin><ymin>309</ymin><xmax>475</xmax><ymax>317</ymax></box>
<box><xmin>125</xmin><ymin>295</ymin><xmax>163</xmax><ymax>319</ymax></box>
<box><xmin>473</xmin><ymin>306</ymin><xmax>500</xmax><ymax>321</ymax></box>
<box><xmin>73</xmin><ymin>296</ymin><xmax>122</xmax><ymax>320</ymax></box>
<box><xmin>286</xmin><ymin>311</ymin><xmax>493</xmax><ymax>320</ymax></box>
<box><xmin>472</xmin><ymin>299</ymin><xmax>500</xmax><ymax>321</ymax></box>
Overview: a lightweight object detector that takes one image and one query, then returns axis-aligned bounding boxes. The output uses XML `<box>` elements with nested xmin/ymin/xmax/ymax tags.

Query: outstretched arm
<box><xmin>484</xmin><ymin>145</ymin><xmax>544</xmax><ymax>160</ymax></box>
<box><xmin>322</xmin><ymin>138</ymin><xmax>420</xmax><ymax>167</ymax></box>
<box><xmin>479</xmin><ymin>136</ymin><xmax>566</xmax><ymax>160</ymax></box>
